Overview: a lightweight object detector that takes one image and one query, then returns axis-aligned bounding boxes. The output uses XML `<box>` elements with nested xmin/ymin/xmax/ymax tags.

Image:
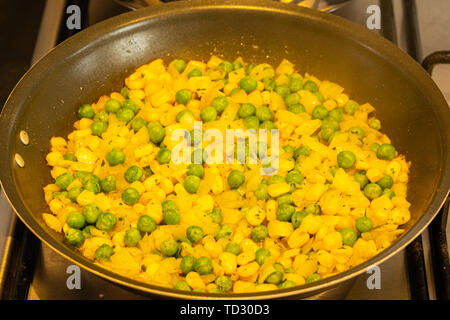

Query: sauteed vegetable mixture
<box><xmin>43</xmin><ymin>56</ymin><xmax>411</xmax><ymax>293</ymax></box>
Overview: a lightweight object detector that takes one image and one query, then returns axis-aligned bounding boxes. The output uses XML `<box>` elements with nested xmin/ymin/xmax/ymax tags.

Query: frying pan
<box><xmin>0</xmin><ymin>0</ymin><xmax>449</xmax><ymax>299</ymax></box>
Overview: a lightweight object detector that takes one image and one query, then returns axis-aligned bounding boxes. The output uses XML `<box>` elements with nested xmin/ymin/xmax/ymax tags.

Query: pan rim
<box><xmin>0</xmin><ymin>0</ymin><xmax>449</xmax><ymax>299</ymax></box>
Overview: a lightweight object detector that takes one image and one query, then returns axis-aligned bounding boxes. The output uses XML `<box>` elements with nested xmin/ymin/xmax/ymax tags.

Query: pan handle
<box><xmin>422</xmin><ymin>50</ymin><xmax>450</xmax><ymax>300</ymax></box>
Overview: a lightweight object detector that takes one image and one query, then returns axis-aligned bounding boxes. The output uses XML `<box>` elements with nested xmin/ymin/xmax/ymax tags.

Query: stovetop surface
<box><xmin>0</xmin><ymin>0</ymin><xmax>449</xmax><ymax>300</ymax></box>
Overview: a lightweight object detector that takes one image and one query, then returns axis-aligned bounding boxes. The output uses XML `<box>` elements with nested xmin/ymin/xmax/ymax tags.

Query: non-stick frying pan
<box><xmin>0</xmin><ymin>0</ymin><xmax>449</xmax><ymax>299</ymax></box>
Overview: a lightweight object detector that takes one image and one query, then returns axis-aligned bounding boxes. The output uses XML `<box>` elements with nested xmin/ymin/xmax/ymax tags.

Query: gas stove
<box><xmin>0</xmin><ymin>0</ymin><xmax>448</xmax><ymax>300</ymax></box>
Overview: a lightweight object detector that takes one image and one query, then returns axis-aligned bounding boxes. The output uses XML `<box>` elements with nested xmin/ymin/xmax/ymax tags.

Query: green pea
<box><xmin>100</xmin><ymin>176</ymin><xmax>116</xmax><ymax>193</ymax></box>
<box><xmin>243</xmin><ymin>115</ymin><xmax>260</xmax><ymax>130</ymax></box>
<box><xmin>105</xmin><ymin>99</ymin><xmax>122</xmax><ymax>113</ymax></box>
<box><xmin>82</xmin><ymin>204</ymin><xmax>102</xmax><ymax>224</ymax></box>
<box><xmin>219</xmin><ymin>61</ymin><xmax>234</xmax><ymax>74</ymax></box>
<box><xmin>68</xmin><ymin>187</ymin><xmax>82</xmax><ymax>202</ymax></box>
<box><xmin>286</xmin><ymin>169</ymin><xmax>304</xmax><ymax>184</ymax></box>
<box><xmin>340</xmin><ymin>228</ymin><xmax>358</xmax><ymax>246</ymax></box>
<box><xmin>291</xmin><ymin>211</ymin><xmax>309</xmax><ymax>229</ymax></box>
<box><xmin>356</xmin><ymin>216</ymin><xmax>374</xmax><ymax>233</ymax></box>
<box><xmin>312</xmin><ymin>105</ymin><xmax>329</xmax><ymax>120</ymax></box>
<box><xmin>349</xmin><ymin>126</ymin><xmax>365</xmax><ymax>139</ymax></box>
<box><xmin>94</xmin><ymin>244</ymin><xmax>114</xmax><ymax>260</ymax></box>
<box><xmin>377</xmin><ymin>174</ymin><xmax>394</xmax><ymax>189</ymax></box>
<box><xmin>224</xmin><ymin>242</ymin><xmax>241</xmax><ymax>256</ymax></box>
<box><xmin>156</xmin><ymin>148</ymin><xmax>171</xmax><ymax>164</ymax></box>
<box><xmin>344</xmin><ymin>100</ymin><xmax>359</xmax><ymax>115</ymax></box>
<box><xmin>175</xmin><ymin>89</ymin><xmax>192</xmax><ymax>105</ymax></box>
<box><xmin>305</xmin><ymin>204</ymin><xmax>321</xmax><ymax>215</ymax></box>
<box><xmin>376</xmin><ymin>144</ymin><xmax>396</xmax><ymax>161</ymax></box>
<box><xmin>265</xmin><ymin>270</ymin><xmax>283</xmax><ymax>285</ymax></box>
<box><xmin>382</xmin><ymin>188</ymin><xmax>396</xmax><ymax>199</ymax></box>
<box><xmin>285</xmin><ymin>93</ymin><xmax>301</xmax><ymax>107</ymax></box>
<box><xmin>255</xmin><ymin>106</ymin><xmax>273</xmax><ymax>122</ymax></box>
<box><xmin>314</xmin><ymin>91</ymin><xmax>325</xmax><ymax>102</ymax></box>
<box><xmin>251</xmin><ymin>225</ymin><xmax>269</xmax><ymax>242</ymax></box>
<box><xmin>275</xmin><ymin>84</ymin><xmax>290</xmax><ymax>99</ymax></box>
<box><xmin>66</xmin><ymin>211</ymin><xmax>85</xmax><ymax>229</ymax></box>
<box><xmin>160</xmin><ymin>239</ymin><xmax>179</xmax><ymax>256</ymax></box>
<box><xmin>288</xmin><ymin>103</ymin><xmax>306</xmax><ymax>114</ymax></box>
<box><xmin>322</xmin><ymin>118</ymin><xmax>340</xmax><ymax>131</ymax></box>
<box><xmin>245</xmin><ymin>64</ymin><xmax>256</xmax><ymax>75</ymax></box>
<box><xmin>211</xmin><ymin>95</ymin><xmax>228</xmax><ymax>114</ymax></box>
<box><xmin>65</xmin><ymin>228</ymin><xmax>85</xmax><ymax>247</ymax></box>
<box><xmin>233</xmin><ymin>60</ymin><xmax>243</xmax><ymax>70</ymax></box>
<box><xmin>180</xmin><ymin>254</ymin><xmax>195</xmax><ymax>275</ymax></box>
<box><xmin>116</xmin><ymin>108</ymin><xmax>135</xmax><ymax>123</ymax></box>
<box><xmin>228</xmin><ymin>170</ymin><xmax>245</xmax><ymax>189</ymax></box>
<box><xmin>186</xmin><ymin>163</ymin><xmax>204</xmax><ymax>178</ymax></box>
<box><xmin>303</xmin><ymin>80</ymin><xmax>318</xmax><ymax>92</ymax></box>
<box><xmin>337</xmin><ymin>150</ymin><xmax>356</xmax><ymax>169</ymax></box>
<box><xmin>184</xmin><ymin>175</ymin><xmax>201</xmax><ymax>194</ymax></box>
<box><xmin>131</xmin><ymin>117</ymin><xmax>147</xmax><ymax>133</ymax></box>
<box><xmin>215</xmin><ymin>275</ymin><xmax>233</xmax><ymax>292</ymax></box>
<box><xmin>124</xmin><ymin>228</ymin><xmax>142</xmax><ymax>247</ymax></box>
<box><xmin>193</xmin><ymin>256</ymin><xmax>213</xmax><ymax>275</ymax></box>
<box><xmin>255</xmin><ymin>248</ymin><xmax>271</xmax><ymax>265</ymax></box>
<box><xmin>188</xmin><ymin>68</ymin><xmax>202</xmax><ymax>78</ymax></box>
<box><xmin>269</xmin><ymin>175</ymin><xmax>285</xmax><ymax>184</ymax></box>
<box><xmin>63</xmin><ymin>153</ymin><xmax>77</xmax><ymax>162</ymax></box>
<box><xmin>260</xmin><ymin>120</ymin><xmax>276</xmax><ymax>130</ymax></box>
<box><xmin>82</xmin><ymin>177</ymin><xmax>100</xmax><ymax>194</ymax></box>
<box><xmin>147</xmin><ymin>122</ymin><xmax>165</xmax><ymax>144</ymax></box>
<box><xmin>95</xmin><ymin>212</ymin><xmax>117</xmax><ymax>231</ymax></box>
<box><xmin>163</xmin><ymin>208</ymin><xmax>181</xmax><ymax>225</ymax></box>
<box><xmin>370</xmin><ymin>143</ymin><xmax>380</xmax><ymax>153</ymax></box>
<box><xmin>263</xmin><ymin>77</ymin><xmax>276</xmax><ymax>91</ymax></box>
<box><xmin>122</xmin><ymin>187</ymin><xmax>140</xmax><ymax>205</ymax></box>
<box><xmin>239</xmin><ymin>76</ymin><xmax>257</xmax><ymax>93</ymax></box>
<box><xmin>162</xmin><ymin>199</ymin><xmax>179</xmax><ymax>212</ymax></box>
<box><xmin>200</xmin><ymin>106</ymin><xmax>217</xmax><ymax>122</ymax></box>
<box><xmin>55</xmin><ymin>172</ymin><xmax>74</xmax><ymax>190</ymax></box>
<box><xmin>137</xmin><ymin>215</ymin><xmax>157</xmax><ymax>233</ymax></box>
<box><xmin>369</xmin><ymin>119</ymin><xmax>381</xmax><ymax>130</ymax></box>
<box><xmin>52</xmin><ymin>191</ymin><xmax>68</xmax><ymax>200</ymax></box>
<box><xmin>78</xmin><ymin>104</ymin><xmax>95</xmax><ymax>119</ymax></box>
<box><xmin>208</xmin><ymin>208</ymin><xmax>222</xmax><ymax>224</ymax></box>
<box><xmin>122</xmin><ymin>99</ymin><xmax>138</xmax><ymax>113</ymax></box>
<box><xmin>124</xmin><ymin>165</ymin><xmax>144</xmax><ymax>183</ymax></box>
<box><xmin>279</xmin><ymin>280</ymin><xmax>297</xmax><ymax>289</ymax></box>
<box><xmin>229</xmin><ymin>88</ymin><xmax>241</xmax><ymax>96</ymax></box>
<box><xmin>277</xmin><ymin>193</ymin><xmax>293</xmax><ymax>206</ymax></box>
<box><xmin>364</xmin><ymin>183</ymin><xmax>383</xmax><ymax>200</ymax></box>
<box><xmin>306</xmin><ymin>273</ymin><xmax>321</xmax><ymax>283</ymax></box>
<box><xmin>173</xmin><ymin>280</ymin><xmax>191</xmax><ymax>291</ymax></box>
<box><xmin>171</xmin><ymin>59</ymin><xmax>187</xmax><ymax>73</ymax></box>
<box><xmin>321</xmin><ymin>127</ymin><xmax>336</xmax><ymax>141</ymax></box>
<box><xmin>186</xmin><ymin>225</ymin><xmax>204</xmax><ymax>243</ymax></box>
<box><xmin>277</xmin><ymin>204</ymin><xmax>295</xmax><ymax>221</ymax></box>
<box><xmin>294</xmin><ymin>146</ymin><xmax>310</xmax><ymax>158</ymax></box>
<box><xmin>353</xmin><ymin>171</ymin><xmax>369</xmax><ymax>189</ymax></box>
<box><xmin>119</xmin><ymin>86</ymin><xmax>129</xmax><ymax>98</ymax></box>
<box><xmin>329</xmin><ymin>108</ymin><xmax>344</xmax><ymax>122</ymax></box>
<box><xmin>189</xmin><ymin>129</ymin><xmax>202</xmax><ymax>147</ymax></box>
<box><xmin>215</xmin><ymin>225</ymin><xmax>233</xmax><ymax>240</ymax></box>
<box><xmin>238</xmin><ymin>103</ymin><xmax>256</xmax><ymax>118</ymax></box>
<box><xmin>289</xmin><ymin>76</ymin><xmax>303</xmax><ymax>93</ymax></box>
<box><xmin>106</xmin><ymin>148</ymin><xmax>125</xmax><ymax>166</ymax></box>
